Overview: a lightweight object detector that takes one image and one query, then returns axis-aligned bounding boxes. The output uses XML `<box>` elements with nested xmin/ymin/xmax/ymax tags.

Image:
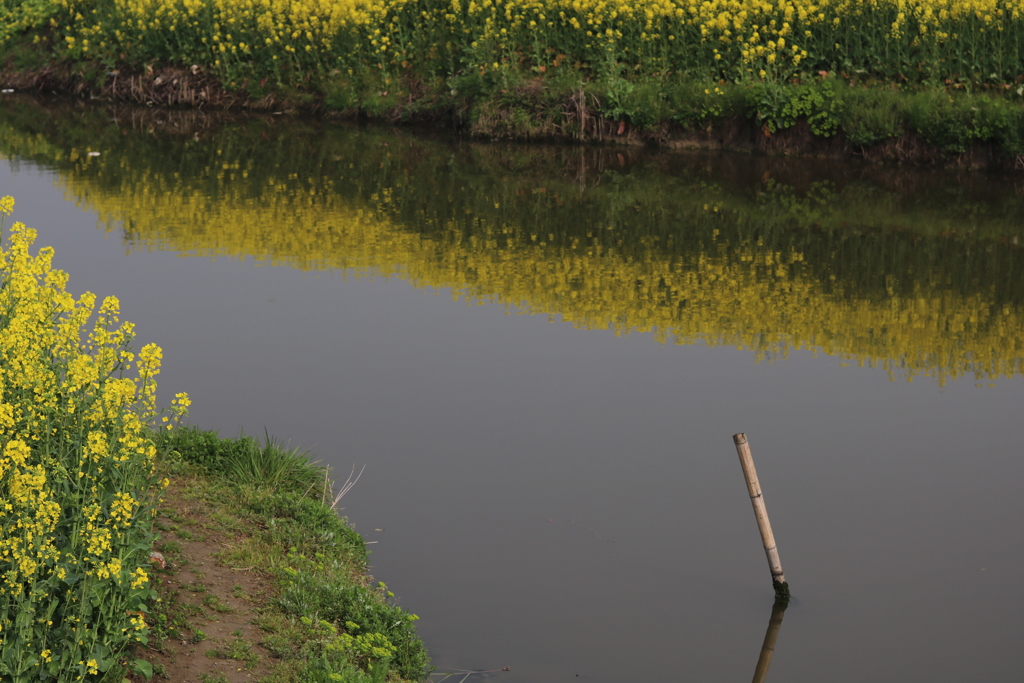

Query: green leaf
<box><xmin>133</xmin><ymin>658</ymin><xmax>154</xmax><ymax>680</ymax></box>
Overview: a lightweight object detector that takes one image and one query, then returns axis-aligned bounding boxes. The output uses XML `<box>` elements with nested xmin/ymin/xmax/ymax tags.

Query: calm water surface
<box><xmin>2</xmin><ymin>96</ymin><xmax>1023</xmax><ymax>682</ymax></box>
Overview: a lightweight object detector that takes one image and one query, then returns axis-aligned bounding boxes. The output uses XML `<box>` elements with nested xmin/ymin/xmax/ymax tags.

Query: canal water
<box><xmin>2</xmin><ymin>95</ymin><xmax>1023</xmax><ymax>682</ymax></box>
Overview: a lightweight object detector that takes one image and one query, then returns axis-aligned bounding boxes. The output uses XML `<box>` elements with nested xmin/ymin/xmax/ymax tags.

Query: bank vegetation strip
<box><xmin>0</xmin><ymin>197</ymin><xmax>430</xmax><ymax>682</ymax></box>
<box><xmin>3</xmin><ymin>0</ymin><xmax>1024</xmax><ymax>162</ymax></box>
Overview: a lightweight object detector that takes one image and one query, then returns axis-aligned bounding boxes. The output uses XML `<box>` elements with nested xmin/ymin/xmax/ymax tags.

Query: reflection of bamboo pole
<box><xmin>732</xmin><ymin>433</ymin><xmax>789</xmax><ymax>599</ymax></box>
<box><xmin>751</xmin><ymin>599</ymin><xmax>788</xmax><ymax>683</ymax></box>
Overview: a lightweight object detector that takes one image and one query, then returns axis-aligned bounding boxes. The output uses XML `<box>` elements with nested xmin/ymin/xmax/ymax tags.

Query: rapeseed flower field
<box><xmin>24</xmin><ymin>0</ymin><xmax>1024</xmax><ymax>87</ymax></box>
<box><xmin>0</xmin><ymin>197</ymin><xmax>188</xmax><ymax>681</ymax></box>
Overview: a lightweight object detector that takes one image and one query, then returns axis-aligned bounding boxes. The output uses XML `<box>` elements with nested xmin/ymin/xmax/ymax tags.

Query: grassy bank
<box><xmin>2</xmin><ymin>0</ymin><xmax>1024</xmax><ymax>164</ymax></box>
<box><xmin>142</xmin><ymin>427</ymin><xmax>431</xmax><ymax>683</ymax></box>
<box><xmin>0</xmin><ymin>198</ymin><xmax>429</xmax><ymax>682</ymax></box>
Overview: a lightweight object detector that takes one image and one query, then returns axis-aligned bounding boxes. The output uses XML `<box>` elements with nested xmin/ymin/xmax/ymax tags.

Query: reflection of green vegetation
<box><xmin>2</xmin><ymin>97</ymin><xmax>1024</xmax><ymax>384</ymax></box>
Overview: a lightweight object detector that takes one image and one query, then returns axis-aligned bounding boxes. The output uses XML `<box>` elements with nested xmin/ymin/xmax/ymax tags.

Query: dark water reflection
<box><xmin>5</xmin><ymin>97</ymin><xmax>1024</xmax><ymax>384</ymax></box>
<box><xmin>752</xmin><ymin>600</ymin><xmax>787</xmax><ymax>683</ymax></box>
<box><xmin>2</xmin><ymin>96</ymin><xmax>1023</xmax><ymax>682</ymax></box>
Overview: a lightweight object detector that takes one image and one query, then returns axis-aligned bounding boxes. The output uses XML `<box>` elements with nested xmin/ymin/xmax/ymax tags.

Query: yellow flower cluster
<box><xmin>129</xmin><ymin>567</ymin><xmax>149</xmax><ymax>590</ymax></box>
<box><xmin>458</xmin><ymin>0</ymin><xmax>820</xmax><ymax>75</ymax></box>
<box><xmin>45</xmin><ymin>0</ymin><xmax>1024</xmax><ymax>83</ymax></box>
<box><xmin>0</xmin><ymin>196</ymin><xmax>189</xmax><ymax>680</ymax></box>
<box><xmin>57</xmin><ymin>0</ymin><xmax>372</xmax><ymax>74</ymax></box>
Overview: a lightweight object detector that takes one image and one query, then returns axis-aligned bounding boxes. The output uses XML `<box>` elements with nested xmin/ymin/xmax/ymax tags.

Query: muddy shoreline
<box><xmin>3</xmin><ymin>63</ymin><xmax>1023</xmax><ymax>172</ymax></box>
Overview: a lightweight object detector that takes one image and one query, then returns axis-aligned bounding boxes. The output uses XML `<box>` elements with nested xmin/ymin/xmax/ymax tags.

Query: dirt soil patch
<box><xmin>131</xmin><ymin>481</ymin><xmax>279</xmax><ymax>682</ymax></box>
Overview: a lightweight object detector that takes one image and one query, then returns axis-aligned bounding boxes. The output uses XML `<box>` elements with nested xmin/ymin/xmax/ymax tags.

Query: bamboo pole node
<box><xmin>732</xmin><ymin>433</ymin><xmax>790</xmax><ymax>601</ymax></box>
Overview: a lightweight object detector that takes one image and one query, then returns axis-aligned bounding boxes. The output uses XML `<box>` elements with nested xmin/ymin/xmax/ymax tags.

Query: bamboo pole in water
<box><xmin>732</xmin><ymin>433</ymin><xmax>789</xmax><ymax>600</ymax></box>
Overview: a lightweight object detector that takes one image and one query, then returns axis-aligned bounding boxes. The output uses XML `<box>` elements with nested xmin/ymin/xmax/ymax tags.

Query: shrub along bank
<box><xmin>2</xmin><ymin>0</ymin><xmax>1024</xmax><ymax>162</ymax></box>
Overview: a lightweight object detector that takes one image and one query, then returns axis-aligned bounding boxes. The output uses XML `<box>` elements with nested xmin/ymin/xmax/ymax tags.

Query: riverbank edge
<box><xmin>130</xmin><ymin>426</ymin><xmax>432</xmax><ymax>683</ymax></box>
<box><xmin>3</xmin><ymin>57</ymin><xmax>1024</xmax><ymax>172</ymax></box>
